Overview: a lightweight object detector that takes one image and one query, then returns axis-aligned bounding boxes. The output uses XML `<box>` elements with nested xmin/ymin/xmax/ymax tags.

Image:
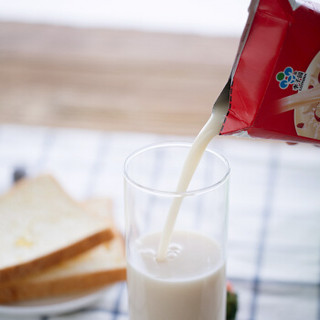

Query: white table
<box><xmin>0</xmin><ymin>124</ymin><xmax>319</xmax><ymax>320</ymax></box>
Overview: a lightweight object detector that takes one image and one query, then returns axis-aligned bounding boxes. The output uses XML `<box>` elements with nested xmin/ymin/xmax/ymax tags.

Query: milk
<box><xmin>126</xmin><ymin>106</ymin><xmax>228</xmax><ymax>319</ymax></box>
<box><xmin>157</xmin><ymin>106</ymin><xmax>227</xmax><ymax>260</ymax></box>
<box><xmin>127</xmin><ymin>231</ymin><xmax>226</xmax><ymax>320</ymax></box>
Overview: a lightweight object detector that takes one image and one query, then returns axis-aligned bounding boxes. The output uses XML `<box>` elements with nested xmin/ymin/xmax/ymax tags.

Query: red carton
<box><xmin>219</xmin><ymin>0</ymin><xmax>320</xmax><ymax>144</ymax></box>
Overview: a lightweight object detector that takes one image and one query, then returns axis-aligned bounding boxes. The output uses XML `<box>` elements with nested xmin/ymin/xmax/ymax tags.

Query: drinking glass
<box><xmin>124</xmin><ymin>142</ymin><xmax>230</xmax><ymax>320</ymax></box>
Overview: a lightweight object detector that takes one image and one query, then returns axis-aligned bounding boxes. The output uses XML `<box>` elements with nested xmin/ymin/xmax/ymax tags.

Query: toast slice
<box><xmin>0</xmin><ymin>198</ymin><xmax>126</xmax><ymax>304</ymax></box>
<box><xmin>0</xmin><ymin>175</ymin><xmax>114</xmax><ymax>285</ymax></box>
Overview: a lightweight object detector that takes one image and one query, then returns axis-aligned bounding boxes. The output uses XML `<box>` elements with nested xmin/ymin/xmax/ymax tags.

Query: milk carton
<box><xmin>217</xmin><ymin>0</ymin><xmax>320</xmax><ymax>144</ymax></box>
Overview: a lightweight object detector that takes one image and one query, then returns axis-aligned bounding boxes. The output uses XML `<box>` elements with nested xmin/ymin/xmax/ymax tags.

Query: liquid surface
<box><xmin>127</xmin><ymin>231</ymin><xmax>226</xmax><ymax>320</ymax></box>
<box><xmin>133</xmin><ymin>230</ymin><xmax>223</xmax><ymax>279</ymax></box>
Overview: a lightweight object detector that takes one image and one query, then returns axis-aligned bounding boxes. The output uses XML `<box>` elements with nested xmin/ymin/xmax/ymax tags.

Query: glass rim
<box><xmin>124</xmin><ymin>142</ymin><xmax>230</xmax><ymax>197</ymax></box>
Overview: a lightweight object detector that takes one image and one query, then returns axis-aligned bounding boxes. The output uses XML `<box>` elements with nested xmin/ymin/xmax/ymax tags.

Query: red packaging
<box><xmin>219</xmin><ymin>0</ymin><xmax>320</xmax><ymax>144</ymax></box>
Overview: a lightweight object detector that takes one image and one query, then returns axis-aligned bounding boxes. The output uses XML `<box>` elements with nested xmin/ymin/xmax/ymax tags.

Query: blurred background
<box><xmin>0</xmin><ymin>2</ymin><xmax>320</xmax><ymax>320</ymax></box>
<box><xmin>0</xmin><ymin>0</ymin><xmax>250</xmax><ymax>135</ymax></box>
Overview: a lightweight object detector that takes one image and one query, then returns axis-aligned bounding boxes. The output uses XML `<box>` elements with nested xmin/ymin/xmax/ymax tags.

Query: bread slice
<box><xmin>0</xmin><ymin>198</ymin><xmax>126</xmax><ymax>303</ymax></box>
<box><xmin>0</xmin><ymin>175</ymin><xmax>114</xmax><ymax>285</ymax></box>
<box><xmin>0</xmin><ymin>198</ymin><xmax>126</xmax><ymax>304</ymax></box>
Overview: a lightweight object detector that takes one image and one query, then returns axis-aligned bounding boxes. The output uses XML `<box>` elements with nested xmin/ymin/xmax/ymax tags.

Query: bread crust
<box><xmin>0</xmin><ymin>178</ymin><xmax>125</xmax><ymax>304</ymax></box>
<box><xmin>0</xmin><ymin>268</ymin><xmax>126</xmax><ymax>303</ymax></box>
<box><xmin>0</xmin><ymin>228</ymin><xmax>114</xmax><ymax>285</ymax></box>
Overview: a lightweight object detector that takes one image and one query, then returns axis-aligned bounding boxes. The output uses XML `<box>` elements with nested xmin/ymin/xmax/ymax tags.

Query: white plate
<box><xmin>0</xmin><ymin>288</ymin><xmax>107</xmax><ymax>317</ymax></box>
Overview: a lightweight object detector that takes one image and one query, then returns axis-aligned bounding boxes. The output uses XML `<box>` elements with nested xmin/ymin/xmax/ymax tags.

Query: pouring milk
<box><xmin>156</xmin><ymin>102</ymin><xmax>228</xmax><ymax>260</ymax></box>
<box><xmin>127</xmin><ymin>1</ymin><xmax>320</xmax><ymax>319</ymax></box>
<box><xmin>127</xmin><ymin>96</ymin><xmax>229</xmax><ymax>320</ymax></box>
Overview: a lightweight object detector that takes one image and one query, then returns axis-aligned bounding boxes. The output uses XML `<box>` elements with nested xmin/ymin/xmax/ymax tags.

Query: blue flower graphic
<box><xmin>276</xmin><ymin>67</ymin><xmax>296</xmax><ymax>89</ymax></box>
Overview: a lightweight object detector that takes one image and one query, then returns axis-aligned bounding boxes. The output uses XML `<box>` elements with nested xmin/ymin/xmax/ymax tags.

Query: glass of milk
<box><xmin>124</xmin><ymin>142</ymin><xmax>230</xmax><ymax>320</ymax></box>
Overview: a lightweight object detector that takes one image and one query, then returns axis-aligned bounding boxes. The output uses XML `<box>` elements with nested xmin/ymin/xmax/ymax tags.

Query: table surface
<box><xmin>0</xmin><ymin>22</ymin><xmax>319</xmax><ymax>320</ymax></box>
<box><xmin>0</xmin><ymin>22</ymin><xmax>238</xmax><ymax>136</ymax></box>
<box><xmin>0</xmin><ymin>124</ymin><xmax>319</xmax><ymax>320</ymax></box>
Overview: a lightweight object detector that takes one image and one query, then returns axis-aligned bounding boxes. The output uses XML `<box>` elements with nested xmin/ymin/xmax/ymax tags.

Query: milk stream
<box><xmin>157</xmin><ymin>107</ymin><xmax>227</xmax><ymax>260</ymax></box>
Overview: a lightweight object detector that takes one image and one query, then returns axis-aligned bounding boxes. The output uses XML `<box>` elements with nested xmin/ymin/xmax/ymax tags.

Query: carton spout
<box><xmin>212</xmin><ymin>78</ymin><xmax>231</xmax><ymax>134</ymax></box>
